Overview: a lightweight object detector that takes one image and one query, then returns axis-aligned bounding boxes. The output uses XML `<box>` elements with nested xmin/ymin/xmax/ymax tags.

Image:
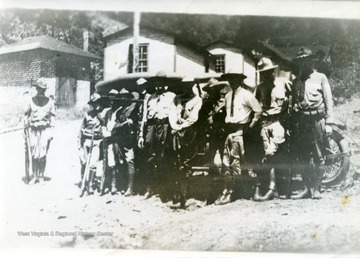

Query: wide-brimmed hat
<box><xmin>33</xmin><ymin>80</ymin><xmax>48</xmax><ymax>89</ymax></box>
<box><xmin>147</xmin><ymin>70</ymin><xmax>168</xmax><ymax>83</ymax></box>
<box><xmin>108</xmin><ymin>89</ymin><xmax>119</xmax><ymax>96</ymax></box>
<box><xmin>88</xmin><ymin>92</ymin><xmax>102</xmax><ymax>104</ymax></box>
<box><xmin>136</xmin><ymin>78</ymin><xmax>147</xmax><ymax>85</ymax></box>
<box><xmin>117</xmin><ymin>88</ymin><xmax>134</xmax><ymax>99</ymax></box>
<box><xmin>257</xmin><ymin>57</ymin><xmax>278</xmax><ymax>72</ymax></box>
<box><xmin>202</xmin><ymin>78</ymin><xmax>229</xmax><ymax>92</ymax></box>
<box><xmin>220</xmin><ymin>73</ymin><xmax>247</xmax><ymax>81</ymax></box>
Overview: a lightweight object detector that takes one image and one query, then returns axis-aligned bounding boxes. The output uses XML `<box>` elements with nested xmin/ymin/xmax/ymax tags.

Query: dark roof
<box><xmin>0</xmin><ymin>35</ymin><xmax>99</xmax><ymax>59</ymax></box>
<box><xmin>203</xmin><ymin>40</ymin><xmax>239</xmax><ymax>49</ymax></box>
<box><xmin>260</xmin><ymin>41</ymin><xmax>331</xmax><ymax>61</ymax></box>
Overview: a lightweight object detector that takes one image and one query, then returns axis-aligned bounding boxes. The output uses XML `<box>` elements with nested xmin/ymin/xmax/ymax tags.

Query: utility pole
<box><xmin>132</xmin><ymin>11</ymin><xmax>141</xmax><ymax>73</ymax></box>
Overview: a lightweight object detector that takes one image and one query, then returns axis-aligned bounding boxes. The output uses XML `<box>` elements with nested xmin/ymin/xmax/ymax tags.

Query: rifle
<box><xmin>99</xmin><ymin>136</ymin><xmax>107</xmax><ymax>196</ymax></box>
<box><xmin>24</xmin><ymin>127</ymin><xmax>33</xmax><ymax>184</ymax></box>
<box><xmin>80</xmin><ymin>134</ymin><xmax>95</xmax><ymax>197</ymax></box>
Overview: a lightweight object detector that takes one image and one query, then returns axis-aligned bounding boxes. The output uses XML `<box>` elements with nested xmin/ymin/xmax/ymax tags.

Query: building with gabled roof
<box><xmin>0</xmin><ymin>35</ymin><xmax>98</xmax><ymax>108</ymax></box>
<box><xmin>103</xmin><ymin>25</ymin><xmax>217</xmax><ymax>81</ymax></box>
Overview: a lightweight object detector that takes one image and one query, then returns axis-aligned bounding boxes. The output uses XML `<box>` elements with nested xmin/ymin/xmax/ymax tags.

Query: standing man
<box><xmin>216</xmin><ymin>73</ymin><xmax>262</xmax><ymax>205</ymax></box>
<box><xmin>101</xmin><ymin>89</ymin><xmax>121</xmax><ymax>195</ymax></box>
<box><xmin>290</xmin><ymin>48</ymin><xmax>334</xmax><ymax>199</ymax></box>
<box><xmin>24</xmin><ymin>80</ymin><xmax>55</xmax><ymax>185</ymax></box>
<box><xmin>138</xmin><ymin>71</ymin><xmax>177</xmax><ymax>199</ymax></box>
<box><xmin>112</xmin><ymin>88</ymin><xmax>138</xmax><ymax>197</ymax></box>
<box><xmin>253</xmin><ymin>57</ymin><xmax>291</xmax><ymax>201</ymax></box>
<box><xmin>78</xmin><ymin>92</ymin><xmax>104</xmax><ymax>195</ymax></box>
<box><xmin>168</xmin><ymin>83</ymin><xmax>203</xmax><ymax>208</ymax></box>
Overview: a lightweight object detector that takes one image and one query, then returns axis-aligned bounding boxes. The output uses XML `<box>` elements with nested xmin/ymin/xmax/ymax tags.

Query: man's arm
<box><xmin>321</xmin><ymin>74</ymin><xmax>334</xmax><ymax>125</ymax></box>
<box><xmin>248</xmin><ymin>94</ymin><xmax>263</xmax><ymax>128</ymax></box>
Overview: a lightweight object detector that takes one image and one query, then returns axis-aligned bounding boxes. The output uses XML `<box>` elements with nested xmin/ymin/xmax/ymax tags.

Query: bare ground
<box><xmin>1</xmin><ymin>100</ymin><xmax>360</xmax><ymax>256</ymax></box>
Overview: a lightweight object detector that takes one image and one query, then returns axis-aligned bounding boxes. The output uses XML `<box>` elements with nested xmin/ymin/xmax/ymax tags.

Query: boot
<box><xmin>253</xmin><ymin>185</ymin><xmax>262</xmax><ymax>201</ymax></box>
<box><xmin>87</xmin><ymin>169</ymin><xmax>95</xmax><ymax>195</ymax></box>
<box><xmin>219</xmin><ymin>189</ymin><xmax>232</xmax><ymax>205</ymax></box>
<box><xmin>110</xmin><ymin>168</ymin><xmax>118</xmax><ymax>195</ymax></box>
<box><xmin>38</xmin><ymin>157</ymin><xmax>46</xmax><ymax>185</ymax></box>
<box><xmin>29</xmin><ymin>158</ymin><xmax>39</xmax><ymax>185</ymax></box>
<box><xmin>291</xmin><ymin>185</ymin><xmax>311</xmax><ymax>199</ymax></box>
<box><xmin>254</xmin><ymin>188</ymin><xmax>278</xmax><ymax>202</ymax></box>
<box><xmin>124</xmin><ymin>187</ymin><xmax>133</xmax><ymax>197</ymax></box>
<box><xmin>311</xmin><ymin>167</ymin><xmax>323</xmax><ymax>199</ymax></box>
<box><xmin>215</xmin><ymin>189</ymin><xmax>227</xmax><ymax>205</ymax></box>
<box><xmin>144</xmin><ymin>186</ymin><xmax>153</xmax><ymax>199</ymax></box>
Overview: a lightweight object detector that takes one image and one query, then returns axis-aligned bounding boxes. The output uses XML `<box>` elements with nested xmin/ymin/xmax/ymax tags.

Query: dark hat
<box><xmin>147</xmin><ymin>70</ymin><xmax>168</xmax><ymax>83</ymax></box>
<box><xmin>220</xmin><ymin>73</ymin><xmax>247</xmax><ymax>81</ymax></box>
<box><xmin>117</xmin><ymin>88</ymin><xmax>134</xmax><ymax>99</ymax></box>
<box><xmin>88</xmin><ymin>92</ymin><xmax>102</xmax><ymax>104</ymax></box>
<box><xmin>33</xmin><ymin>80</ymin><xmax>48</xmax><ymax>89</ymax></box>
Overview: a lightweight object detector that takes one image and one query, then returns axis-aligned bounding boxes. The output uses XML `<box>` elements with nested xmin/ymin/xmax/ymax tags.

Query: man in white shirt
<box><xmin>138</xmin><ymin>71</ymin><xmax>177</xmax><ymax>199</ymax></box>
<box><xmin>216</xmin><ymin>73</ymin><xmax>262</xmax><ymax>205</ymax></box>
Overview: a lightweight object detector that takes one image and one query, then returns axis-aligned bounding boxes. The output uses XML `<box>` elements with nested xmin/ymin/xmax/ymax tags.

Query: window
<box><xmin>215</xmin><ymin>54</ymin><xmax>225</xmax><ymax>73</ymax></box>
<box><xmin>128</xmin><ymin>44</ymin><xmax>148</xmax><ymax>73</ymax></box>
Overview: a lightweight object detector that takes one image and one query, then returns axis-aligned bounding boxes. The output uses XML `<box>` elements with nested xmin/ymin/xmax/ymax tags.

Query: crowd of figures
<box><xmin>23</xmin><ymin>47</ymin><xmax>339</xmax><ymax>209</ymax></box>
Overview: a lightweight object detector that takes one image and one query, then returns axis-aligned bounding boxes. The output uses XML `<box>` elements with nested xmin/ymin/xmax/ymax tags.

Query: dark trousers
<box><xmin>143</xmin><ymin>119</ymin><xmax>172</xmax><ymax>194</ymax></box>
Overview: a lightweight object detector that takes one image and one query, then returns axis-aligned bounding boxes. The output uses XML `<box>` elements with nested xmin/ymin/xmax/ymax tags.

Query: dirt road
<box><xmin>0</xmin><ymin>118</ymin><xmax>360</xmax><ymax>255</ymax></box>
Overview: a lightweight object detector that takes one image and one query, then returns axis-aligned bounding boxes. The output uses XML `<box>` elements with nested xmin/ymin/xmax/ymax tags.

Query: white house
<box><xmin>205</xmin><ymin>40</ymin><xmax>257</xmax><ymax>84</ymax></box>
<box><xmin>103</xmin><ymin>26</ymin><xmax>216</xmax><ymax>80</ymax></box>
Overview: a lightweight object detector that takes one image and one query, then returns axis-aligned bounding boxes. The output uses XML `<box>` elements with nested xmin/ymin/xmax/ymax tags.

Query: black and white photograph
<box><xmin>0</xmin><ymin>1</ymin><xmax>360</xmax><ymax>257</ymax></box>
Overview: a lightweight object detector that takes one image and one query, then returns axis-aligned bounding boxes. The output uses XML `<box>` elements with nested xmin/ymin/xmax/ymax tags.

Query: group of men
<box><xmin>24</xmin><ymin>47</ymin><xmax>334</xmax><ymax>208</ymax></box>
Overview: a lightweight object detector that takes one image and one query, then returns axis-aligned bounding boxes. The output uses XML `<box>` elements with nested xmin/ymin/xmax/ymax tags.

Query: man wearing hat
<box><xmin>138</xmin><ymin>71</ymin><xmax>176</xmax><ymax>199</ymax></box>
<box><xmin>216</xmin><ymin>73</ymin><xmax>262</xmax><ymax>204</ymax></box>
<box><xmin>111</xmin><ymin>88</ymin><xmax>139</xmax><ymax>196</ymax></box>
<box><xmin>202</xmin><ymin>78</ymin><xmax>230</xmax><ymax>171</ymax></box>
<box><xmin>290</xmin><ymin>47</ymin><xmax>334</xmax><ymax>199</ymax></box>
<box><xmin>101</xmin><ymin>89</ymin><xmax>121</xmax><ymax>194</ymax></box>
<box><xmin>253</xmin><ymin>57</ymin><xmax>291</xmax><ymax>201</ymax></box>
<box><xmin>24</xmin><ymin>79</ymin><xmax>55</xmax><ymax>184</ymax></box>
<box><xmin>78</xmin><ymin>92</ymin><xmax>104</xmax><ymax>196</ymax></box>
<box><xmin>168</xmin><ymin>81</ymin><xmax>203</xmax><ymax>208</ymax></box>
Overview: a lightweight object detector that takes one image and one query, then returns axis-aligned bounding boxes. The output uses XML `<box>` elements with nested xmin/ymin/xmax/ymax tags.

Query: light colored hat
<box><xmin>243</xmin><ymin>78</ymin><xmax>257</xmax><ymax>88</ymax></box>
<box><xmin>202</xmin><ymin>78</ymin><xmax>229</xmax><ymax>92</ymax></box>
<box><xmin>257</xmin><ymin>57</ymin><xmax>278</xmax><ymax>72</ymax></box>
<box><xmin>108</xmin><ymin>89</ymin><xmax>119</xmax><ymax>95</ymax></box>
<box><xmin>88</xmin><ymin>92</ymin><xmax>102</xmax><ymax>104</ymax></box>
<box><xmin>117</xmin><ymin>88</ymin><xmax>133</xmax><ymax>99</ymax></box>
<box><xmin>136</xmin><ymin>78</ymin><xmax>147</xmax><ymax>85</ymax></box>
<box><xmin>33</xmin><ymin>79</ymin><xmax>47</xmax><ymax>89</ymax></box>
<box><xmin>297</xmin><ymin>46</ymin><xmax>312</xmax><ymax>58</ymax></box>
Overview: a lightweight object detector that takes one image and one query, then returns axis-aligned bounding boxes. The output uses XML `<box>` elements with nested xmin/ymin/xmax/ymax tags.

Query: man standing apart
<box><xmin>24</xmin><ymin>80</ymin><xmax>55</xmax><ymax>185</ymax></box>
<box><xmin>216</xmin><ymin>73</ymin><xmax>262</xmax><ymax>205</ymax></box>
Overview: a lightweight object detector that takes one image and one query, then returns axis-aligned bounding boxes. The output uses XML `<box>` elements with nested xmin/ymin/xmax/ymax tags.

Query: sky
<box><xmin>0</xmin><ymin>0</ymin><xmax>359</xmax><ymax>20</ymax></box>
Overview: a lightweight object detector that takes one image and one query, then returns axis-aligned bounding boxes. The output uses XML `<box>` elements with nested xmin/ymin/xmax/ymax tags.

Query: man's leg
<box><xmin>38</xmin><ymin>156</ymin><xmax>46</xmax><ymax>184</ymax></box>
<box><xmin>124</xmin><ymin>147</ymin><xmax>135</xmax><ymax>197</ymax></box>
